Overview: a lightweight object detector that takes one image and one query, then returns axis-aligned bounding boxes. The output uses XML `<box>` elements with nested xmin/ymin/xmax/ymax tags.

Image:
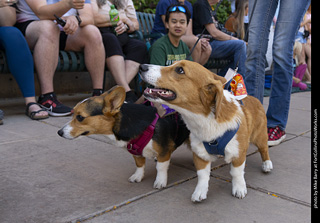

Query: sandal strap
<box><xmin>26</xmin><ymin>102</ymin><xmax>49</xmax><ymax>120</ymax></box>
<box><xmin>26</xmin><ymin>102</ymin><xmax>41</xmax><ymax>111</ymax></box>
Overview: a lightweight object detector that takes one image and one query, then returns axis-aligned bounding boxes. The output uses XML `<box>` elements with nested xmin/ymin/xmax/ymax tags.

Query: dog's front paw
<box><xmin>128</xmin><ymin>167</ymin><xmax>144</xmax><ymax>183</ymax></box>
<box><xmin>191</xmin><ymin>187</ymin><xmax>208</xmax><ymax>202</ymax></box>
<box><xmin>153</xmin><ymin>160</ymin><xmax>170</xmax><ymax>189</ymax></box>
<box><xmin>153</xmin><ymin>177</ymin><xmax>167</xmax><ymax>189</ymax></box>
<box><xmin>262</xmin><ymin>160</ymin><xmax>273</xmax><ymax>173</ymax></box>
<box><xmin>232</xmin><ymin>184</ymin><xmax>247</xmax><ymax>199</ymax></box>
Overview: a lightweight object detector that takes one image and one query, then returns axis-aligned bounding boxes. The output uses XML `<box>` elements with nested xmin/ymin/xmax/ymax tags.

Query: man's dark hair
<box><xmin>165</xmin><ymin>4</ymin><xmax>191</xmax><ymax>25</ymax></box>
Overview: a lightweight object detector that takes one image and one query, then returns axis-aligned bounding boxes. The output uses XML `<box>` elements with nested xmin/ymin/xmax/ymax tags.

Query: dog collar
<box><xmin>127</xmin><ymin>113</ymin><xmax>159</xmax><ymax>156</ymax></box>
<box><xmin>203</xmin><ymin>124</ymin><xmax>239</xmax><ymax>156</ymax></box>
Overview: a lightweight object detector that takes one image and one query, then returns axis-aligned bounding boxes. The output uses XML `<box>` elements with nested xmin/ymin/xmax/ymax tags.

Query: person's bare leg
<box><xmin>107</xmin><ymin>55</ymin><xmax>131</xmax><ymax>92</ymax></box>
<box><xmin>25</xmin><ymin>20</ymin><xmax>60</xmax><ymax>95</ymax></box>
<box><xmin>65</xmin><ymin>25</ymin><xmax>105</xmax><ymax>90</ymax></box>
<box><xmin>125</xmin><ymin>59</ymin><xmax>140</xmax><ymax>84</ymax></box>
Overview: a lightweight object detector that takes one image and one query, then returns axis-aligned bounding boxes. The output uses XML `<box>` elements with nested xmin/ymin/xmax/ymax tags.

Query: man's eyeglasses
<box><xmin>168</xmin><ymin>6</ymin><xmax>186</xmax><ymax>13</ymax></box>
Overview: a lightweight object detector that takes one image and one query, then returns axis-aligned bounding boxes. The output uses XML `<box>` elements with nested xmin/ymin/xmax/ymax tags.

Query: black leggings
<box><xmin>99</xmin><ymin>27</ymin><xmax>147</xmax><ymax>64</ymax></box>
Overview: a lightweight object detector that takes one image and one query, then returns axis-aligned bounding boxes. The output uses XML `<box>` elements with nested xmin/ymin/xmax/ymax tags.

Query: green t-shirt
<box><xmin>149</xmin><ymin>35</ymin><xmax>192</xmax><ymax>66</ymax></box>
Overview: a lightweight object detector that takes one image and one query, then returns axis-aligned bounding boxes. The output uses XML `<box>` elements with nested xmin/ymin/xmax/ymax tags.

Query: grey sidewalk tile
<box><xmin>87</xmin><ymin>178</ymin><xmax>310</xmax><ymax>223</ymax></box>
<box><xmin>211</xmin><ymin>136</ymin><xmax>311</xmax><ymax>205</ymax></box>
<box><xmin>0</xmin><ymin>134</ymin><xmax>196</xmax><ymax>222</ymax></box>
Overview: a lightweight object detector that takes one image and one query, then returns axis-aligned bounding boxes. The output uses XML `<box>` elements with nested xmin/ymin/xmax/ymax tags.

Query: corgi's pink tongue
<box><xmin>143</xmin><ymin>88</ymin><xmax>176</xmax><ymax>101</ymax></box>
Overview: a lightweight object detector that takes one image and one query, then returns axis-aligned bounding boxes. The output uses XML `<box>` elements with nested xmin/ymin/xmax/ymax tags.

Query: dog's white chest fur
<box><xmin>169</xmin><ymin>91</ymin><xmax>242</xmax><ymax>163</ymax></box>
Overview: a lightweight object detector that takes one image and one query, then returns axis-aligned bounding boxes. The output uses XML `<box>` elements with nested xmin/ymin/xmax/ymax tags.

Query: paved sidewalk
<box><xmin>0</xmin><ymin>92</ymin><xmax>311</xmax><ymax>223</ymax></box>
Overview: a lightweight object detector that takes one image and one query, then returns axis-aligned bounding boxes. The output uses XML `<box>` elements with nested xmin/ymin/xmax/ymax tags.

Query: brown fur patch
<box><xmin>193</xmin><ymin>153</ymin><xmax>210</xmax><ymax>170</ymax></box>
<box><xmin>133</xmin><ymin>156</ymin><xmax>146</xmax><ymax>168</ymax></box>
<box><xmin>152</xmin><ymin>140</ymin><xmax>175</xmax><ymax>162</ymax></box>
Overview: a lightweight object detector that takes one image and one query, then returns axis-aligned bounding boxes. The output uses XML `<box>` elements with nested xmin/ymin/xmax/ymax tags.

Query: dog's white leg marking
<box><xmin>230</xmin><ymin>161</ymin><xmax>247</xmax><ymax>199</ymax></box>
<box><xmin>262</xmin><ymin>160</ymin><xmax>273</xmax><ymax>173</ymax></box>
<box><xmin>191</xmin><ymin>162</ymin><xmax>211</xmax><ymax>202</ymax></box>
<box><xmin>154</xmin><ymin>160</ymin><xmax>170</xmax><ymax>189</ymax></box>
<box><xmin>129</xmin><ymin>165</ymin><xmax>145</xmax><ymax>183</ymax></box>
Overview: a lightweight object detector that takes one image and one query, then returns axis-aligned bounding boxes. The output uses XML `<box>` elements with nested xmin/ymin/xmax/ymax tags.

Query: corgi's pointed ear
<box><xmin>102</xmin><ymin>86</ymin><xmax>126</xmax><ymax>116</ymax></box>
<box><xmin>200</xmin><ymin>82</ymin><xmax>223</xmax><ymax>118</ymax></box>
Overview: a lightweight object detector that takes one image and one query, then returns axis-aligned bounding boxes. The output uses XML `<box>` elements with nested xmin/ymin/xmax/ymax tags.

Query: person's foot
<box><xmin>26</xmin><ymin>102</ymin><xmax>49</xmax><ymax>120</ymax></box>
<box><xmin>268</xmin><ymin>126</ymin><xmax>286</xmax><ymax>146</ymax></box>
<box><xmin>125</xmin><ymin>90</ymin><xmax>138</xmax><ymax>103</ymax></box>
<box><xmin>38</xmin><ymin>93</ymin><xmax>73</xmax><ymax>117</ymax></box>
<box><xmin>292</xmin><ymin>77</ymin><xmax>307</xmax><ymax>90</ymax></box>
<box><xmin>92</xmin><ymin>89</ymin><xmax>104</xmax><ymax>97</ymax></box>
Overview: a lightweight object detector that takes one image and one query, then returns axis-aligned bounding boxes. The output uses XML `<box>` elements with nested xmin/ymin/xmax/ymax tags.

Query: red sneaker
<box><xmin>268</xmin><ymin>126</ymin><xmax>286</xmax><ymax>146</ymax></box>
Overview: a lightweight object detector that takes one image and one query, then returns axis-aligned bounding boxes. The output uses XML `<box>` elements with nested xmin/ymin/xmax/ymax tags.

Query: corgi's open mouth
<box><xmin>144</xmin><ymin>87</ymin><xmax>176</xmax><ymax>101</ymax></box>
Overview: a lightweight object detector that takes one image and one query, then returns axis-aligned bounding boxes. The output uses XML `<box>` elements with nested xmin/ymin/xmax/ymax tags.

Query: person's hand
<box><xmin>200</xmin><ymin>38</ymin><xmax>210</xmax><ymax>52</ymax></box>
<box><xmin>62</xmin><ymin>15</ymin><xmax>79</xmax><ymax>35</ymax></box>
<box><xmin>114</xmin><ymin>20</ymin><xmax>128</xmax><ymax>35</ymax></box>
<box><xmin>67</xmin><ymin>0</ymin><xmax>85</xmax><ymax>9</ymax></box>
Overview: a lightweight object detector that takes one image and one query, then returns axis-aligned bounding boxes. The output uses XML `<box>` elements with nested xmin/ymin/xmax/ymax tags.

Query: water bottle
<box><xmin>109</xmin><ymin>4</ymin><xmax>119</xmax><ymax>26</ymax></box>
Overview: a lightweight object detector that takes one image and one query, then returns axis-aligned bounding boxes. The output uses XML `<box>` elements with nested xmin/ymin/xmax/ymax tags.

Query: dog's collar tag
<box><xmin>224</xmin><ymin>68</ymin><xmax>248</xmax><ymax>100</ymax></box>
<box><xmin>203</xmin><ymin>124</ymin><xmax>240</xmax><ymax>156</ymax></box>
<box><xmin>224</xmin><ymin>68</ymin><xmax>237</xmax><ymax>85</ymax></box>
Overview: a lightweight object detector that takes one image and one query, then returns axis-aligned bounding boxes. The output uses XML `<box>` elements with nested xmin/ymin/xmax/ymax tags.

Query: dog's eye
<box><xmin>175</xmin><ymin>66</ymin><xmax>185</xmax><ymax>74</ymax></box>
<box><xmin>76</xmin><ymin>115</ymin><xmax>85</xmax><ymax>122</ymax></box>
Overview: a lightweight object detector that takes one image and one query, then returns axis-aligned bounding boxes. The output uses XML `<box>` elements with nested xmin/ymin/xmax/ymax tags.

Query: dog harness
<box><xmin>203</xmin><ymin>72</ymin><xmax>245</xmax><ymax>156</ymax></box>
<box><xmin>127</xmin><ymin>113</ymin><xmax>159</xmax><ymax>156</ymax></box>
<box><xmin>202</xmin><ymin>124</ymin><xmax>240</xmax><ymax>156</ymax></box>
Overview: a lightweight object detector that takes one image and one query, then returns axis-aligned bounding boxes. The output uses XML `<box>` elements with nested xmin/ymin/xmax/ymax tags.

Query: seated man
<box><xmin>151</xmin><ymin>0</ymin><xmax>211</xmax><ymax>65</ymax></box>
<box><xmin>149</xmin><ymin>4</ymin><xmax>195</xmax><ymax>66</ymax></box>
<box><xmin>15</xmin><ymin>0</ymin><xmax>105</xmax><ymax>116</ymax></box>
<box><xmin>193</xmin><ymin>0</ymin><xmax>246</xmax><ymax>77</ymax></box>
<box><xmin>148</xmin><ymin>4</ymin><xmax>194</xmax><ymax>117</ymax></box>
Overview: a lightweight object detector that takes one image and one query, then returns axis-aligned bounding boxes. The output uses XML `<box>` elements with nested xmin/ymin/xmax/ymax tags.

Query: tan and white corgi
<box><xmin>140</xmin><ymin>60</ymin><xmax>273</xmax><ymax>202</ymax></box>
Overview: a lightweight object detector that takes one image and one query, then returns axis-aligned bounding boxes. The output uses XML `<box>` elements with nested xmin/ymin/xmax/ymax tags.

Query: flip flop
<box><xmin>25</xmin><ymin>102</ymin><xmax>49</xmax><ymax>120</ymax></box>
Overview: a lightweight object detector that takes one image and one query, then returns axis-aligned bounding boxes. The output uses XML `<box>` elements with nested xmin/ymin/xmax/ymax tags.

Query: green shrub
<box><xmin>132</xmin><ymin>0</ymin><xmax>231</xmax><ymax>24</ymax></box>
<box><xmin>214</xmin><ymin>0</ymin><xmax>232</xmax><ymax>24</ymax></box>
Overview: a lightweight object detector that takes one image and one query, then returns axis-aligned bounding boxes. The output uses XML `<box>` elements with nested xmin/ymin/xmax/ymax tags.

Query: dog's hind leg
<box><xmin>253</xmin><ymin>131</ymin><xmax>273</xmax><ymax>173</ymax></box>
<box><xmin>153</xmin><ymin>152</ymin><xmax>172</xmax><ymax>189</ymax></box>
<box><xmin>191</xmin><ymin>153</ymin><xmax>211</xmax><ymax>202</ymax></box>
<box><xmin>258</xmin><ymin>144</ymin><xmax>273</xmax><ymax>173</ymax></box>
<box><xmin>129</xmin><ymin>156</ymin><xmax>146</xmax><ymax>183</ymax></box>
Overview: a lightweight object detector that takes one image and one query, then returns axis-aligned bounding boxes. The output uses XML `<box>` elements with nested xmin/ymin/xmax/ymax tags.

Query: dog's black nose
<box><xmin>139</xmin><ymin>64</ymin><xmax>149</xmax><ymax>72</ymax></box>
<box><xmin>57</xmin><ymin>129</ymin><xmax>64</xmax><ymax>137</ymax></box>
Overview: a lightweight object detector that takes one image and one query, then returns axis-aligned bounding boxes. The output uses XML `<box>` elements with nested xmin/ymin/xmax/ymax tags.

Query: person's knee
<box><xmin>80</xmin><ymin>25</ymin><xmax>103</xmax><ymax>45</ymax></box>
<box><xmin>27</xmin><ymin>20</ymin><xmax>60</xmax><ymax>42</ymax></box>
<box><xmin>0</xmin><ymin>27</ymin><xmax>26</xmax><ymax>47</ymax></box>
<box><xmin>235</xmin><ymin>39</ymin><xmax>246</xmax><ymax>51</ymax></box>
<box><xmin>0</xmin><ymin>26</ymin><xmax>21</xmax><ymax>36</ymax></box>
